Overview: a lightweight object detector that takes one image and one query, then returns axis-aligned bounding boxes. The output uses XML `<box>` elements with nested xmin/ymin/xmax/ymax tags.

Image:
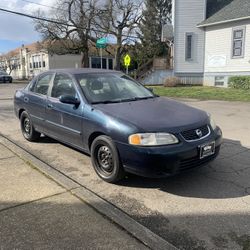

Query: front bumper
<box><xmin>116</xmin><ymin>127</ymin><xmax>222</xmax><ymax>178</ymax></box>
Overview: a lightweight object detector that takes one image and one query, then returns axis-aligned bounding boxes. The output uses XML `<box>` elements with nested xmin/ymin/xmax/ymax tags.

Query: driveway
<box><xmin>0</xmin><ymin>83</ymin><xmax>249</xmax><ymax>250</ymax></box>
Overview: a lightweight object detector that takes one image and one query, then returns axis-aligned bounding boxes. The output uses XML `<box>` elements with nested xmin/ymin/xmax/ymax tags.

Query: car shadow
<box><xmin>35</xmin><ymin>135</ymin><xmax>58</xmax><ymax>144</ymax></box>
<box><xmin>118</xmin><ymin>138</ymin><xmax>250</xmax><ymax>199</ymax></box>
<box><xmin>30</xmin><ymin>134</ymin><xmax>250</xmax><ymax>200</ymax></box>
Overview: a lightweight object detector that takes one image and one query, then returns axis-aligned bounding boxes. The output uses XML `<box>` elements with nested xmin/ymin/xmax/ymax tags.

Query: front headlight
<box><xmin>208</xmin><ymin>114</ymin><xmax>217</xmax><ymax>130</ymax></box>
<box><xmin>128</xmin><ymin>133</ymin><xmax>179</xmax><ymax>146</ymax></box>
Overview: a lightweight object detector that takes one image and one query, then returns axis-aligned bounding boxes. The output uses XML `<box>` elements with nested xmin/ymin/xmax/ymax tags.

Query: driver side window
<box><xmin>51</xmin><ymin>73</ymin><xmax>76</xmax><ymax>98</ymax></box>
<box><xmin>30</xmin><ymin>73</ymin><xmax>53</xmax><ymax>95</ymax></box>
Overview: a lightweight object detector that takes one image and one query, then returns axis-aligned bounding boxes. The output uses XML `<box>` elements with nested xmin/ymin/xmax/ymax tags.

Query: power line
<box><xmin>0</xmin><ymin>7</ymin><xmax>69</xmax><ymax>26</ymax></box>
<box><xmin>0</xmin><ymin>7</ymin><xmax>140</xmax><ymax>40</ymax></box>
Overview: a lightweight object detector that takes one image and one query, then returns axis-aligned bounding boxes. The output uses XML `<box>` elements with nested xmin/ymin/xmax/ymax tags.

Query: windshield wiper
<box><xmin>137</xmin><ymin>96</ymin><xmax>156</xmax><ymax>100</ymax></box>
<box><xmin>91</xmin><ymin>96</ymin><xmax>157</xmax><ymax>104</ymax></box>
<box><xmin>91</xmin><ymin>100</ymin><xmax>123</xmax><ymax>104</ymax></box>
<box><xmin>121</xmin><ymin>96</ymin><xmax>156</xmax><ymax>102</ymax></box>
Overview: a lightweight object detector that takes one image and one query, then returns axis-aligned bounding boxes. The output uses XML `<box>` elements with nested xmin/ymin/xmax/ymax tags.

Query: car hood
<box><xmin>94</xmin><ymin>97</ymin><xmax>209</xmax><ymax>133</ymax></box>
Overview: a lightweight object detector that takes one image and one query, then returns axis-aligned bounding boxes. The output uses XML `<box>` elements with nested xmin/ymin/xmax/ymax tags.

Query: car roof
<box><xmin>45</xmin><ymin>68</ymin><xmax>121</xmax><ymax>75</ymax></box>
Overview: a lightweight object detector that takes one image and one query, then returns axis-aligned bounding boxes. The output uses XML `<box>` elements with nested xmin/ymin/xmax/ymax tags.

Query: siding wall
<box><xmin>174</xmin><ymin>0</ymin><xmax>207</xmax><ymax>74</ymax></box>
<box><xmin>48</xmin><ymin>54</ymin><xmax>82</xmax><ymax>69</ymax></box>
<box><xmin>204</xmin><ymin>20</ymin><xmax>250</xmax><ymax>74</ymax></box>
<box><xmin>10</xmin><ymin>51</ymin><xmax>49</xmax><ymax>79</ymax></box>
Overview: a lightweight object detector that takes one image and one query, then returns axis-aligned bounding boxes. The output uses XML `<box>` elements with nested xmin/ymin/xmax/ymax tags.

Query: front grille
<box><xmin>181</xmin><ymin>125</ymin><xmax>209</xmax><ymax>141</ymax></box>
<box><xmin>179</xmin><ymin>146</ymin><xmax>220</xmax><ymax>171</ymax></box>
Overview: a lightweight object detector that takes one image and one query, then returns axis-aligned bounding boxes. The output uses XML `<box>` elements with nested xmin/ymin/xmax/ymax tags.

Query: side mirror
<box><xmin>59</xmin><ymin>95</ymin><xmax>80</xmax><ymax>106</ymax></box>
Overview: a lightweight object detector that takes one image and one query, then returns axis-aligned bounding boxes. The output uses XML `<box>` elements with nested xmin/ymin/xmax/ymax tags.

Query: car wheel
<box><xmin>91</xmin><ymin>135</ymin><xmax>125</xmax><ymax>183</ymax></box>
<box><xmin>9</xmin><ymin>79</ymin><xmax>12</xmax><ymax>83</ymax></box>
<box><xmin>20</xmin><ymin>111</ymin><xmax>40</xmax><ymax>141</ymax></box>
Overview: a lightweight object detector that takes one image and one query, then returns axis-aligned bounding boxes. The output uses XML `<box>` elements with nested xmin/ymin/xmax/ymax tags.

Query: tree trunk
<box><xmin>115</xmin><ymin>29</ymin><xmax>122</xmax><ymax>71</ymax></box>
<box><xmin>81</xmin><ymin>36</ymin><xmax>90</xmax><ymax>68</ymax></box>
<box><xmin>81</xmin><ymin>50</ymin><xmax>89</xmax><ymax>68</ymax></box>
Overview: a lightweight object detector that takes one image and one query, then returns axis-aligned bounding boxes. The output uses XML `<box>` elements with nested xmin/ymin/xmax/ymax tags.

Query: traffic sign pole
<box><xmin>100</xmin><ymin>47</ymin><xmax>103</xmax><ymax>69</ymax></box>
<box><xmin>96</xmin><ymin>38</ymin><xmax>107</xmax><ymax>69</ymax></box>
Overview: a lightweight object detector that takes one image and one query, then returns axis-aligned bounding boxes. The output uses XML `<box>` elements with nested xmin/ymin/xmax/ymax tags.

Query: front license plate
<box><xmin>199</xmin><ymin>141</ymin><xmax>215</xmax><ymax>159</ymax></box>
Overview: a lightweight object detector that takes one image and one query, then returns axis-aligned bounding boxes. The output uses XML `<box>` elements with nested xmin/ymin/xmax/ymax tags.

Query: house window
<box><xmin>91</xmin><ymin>57</ymin><xmax>109</xmax><ymax>69</ymax></box>
<box><xmin>91</xmin><ymin>57</ymin><xmax>101</xmax><ymax>68</ymax></box>
<box><xmin>232</xmin><ymin>27</ymin><xmax>245</xmax><ymax>58</ymax></box>
<box><xmin>30</xmin><ymin>63</ymin><xmax>32</xmax><ymax>69</ymax></box>
<box><xmin>102</xmin><ymin>58</ymin><xmax>107</xmax><ymax>69</ymax></box>
<box><xmin>108</xmin><ymin>59</ymin><xmax>113</xmax><ymax>70</ymax></box>
<box><xmin>185</xmin><ymin>33</ymin><xmax>193</xmax><ymax>61</ymax></box>
<box><xmin>215</xmin><ymin>76</ymin><xmax>225</xmax><ymax>86</ymax></box>
<box><xmin>39</xmin><ymin>62</ymin><xmax>41</xmax><ymax>68</ymax></box>
<box><xmin>43</xmin><ymin>61</ymin><xmax>46</xmax><ymax>67</ymax></box>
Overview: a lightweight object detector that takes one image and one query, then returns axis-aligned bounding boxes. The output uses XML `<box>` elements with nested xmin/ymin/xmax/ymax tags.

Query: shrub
<box><xmin>163</xmin><ymin>77</ymin><xmax>181</xmax><ymax>87</ymax></box>
<box><xmin>228</xmin><ymin>76</ymin><xmax>250</xmax><ymax>90</ymax></box>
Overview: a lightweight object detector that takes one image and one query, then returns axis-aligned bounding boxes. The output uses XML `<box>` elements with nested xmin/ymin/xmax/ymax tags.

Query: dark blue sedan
<box><xmin>14</xmin><ymin>69</ymin><xmax>222</xmax><ymax>183</ymax></box>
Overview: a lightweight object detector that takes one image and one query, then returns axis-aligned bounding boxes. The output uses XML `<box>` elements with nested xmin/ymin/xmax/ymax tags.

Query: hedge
<box><xmin>228</xmin><ymin>76</ymin><xmax>250</xmax><ymax>90</ymax></box>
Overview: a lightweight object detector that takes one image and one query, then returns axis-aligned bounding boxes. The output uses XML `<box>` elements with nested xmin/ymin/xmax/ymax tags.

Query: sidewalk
<box><xmin>0</xmin><ymin>142</ymin><xmax>147</xmax><ymax>249</ymax></box>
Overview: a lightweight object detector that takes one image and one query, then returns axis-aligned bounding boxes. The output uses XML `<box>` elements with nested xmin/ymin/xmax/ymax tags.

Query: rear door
<box><xmin>26</xmin><ymin>72</ymin><xmax>54</xmax><ymax>133</ymax></box>
<box><xmin>45</xmin><ymin>73</ymin><xmax>83</xmax><ymax>148</ymax></box>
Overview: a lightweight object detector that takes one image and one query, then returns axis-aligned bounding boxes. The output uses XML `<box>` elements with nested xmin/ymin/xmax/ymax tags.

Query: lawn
<box><xmin>151</xmin><ymin>86</ymin><xmax>250</xmax><ymax>102</ymax></box>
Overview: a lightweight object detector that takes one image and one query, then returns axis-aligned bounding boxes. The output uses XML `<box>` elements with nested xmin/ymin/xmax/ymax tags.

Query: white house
<box><xmin>0</xmin><ymin>42</ymin><xmax>115</xmax><ymax>79</ymax></box>
<box><xmin>174</xmin><ymin>0</ymin><xmax>250</xmax><ymax>87</ymax></box>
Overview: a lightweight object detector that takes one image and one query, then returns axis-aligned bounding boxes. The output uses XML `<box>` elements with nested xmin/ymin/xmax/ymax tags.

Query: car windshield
<box><xmin>0</xmin><ymin>71</ymin><xmax>8</xmax><ymax>75</ymax></box>
<box><xmin>75</xmin><ymin>73</ymin><xmax>155</xmax><ymax>104</ymax></box>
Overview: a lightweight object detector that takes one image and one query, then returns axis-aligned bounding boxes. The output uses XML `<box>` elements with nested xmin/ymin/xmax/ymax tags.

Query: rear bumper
<box><xmin>0</xmin><ymin>76</ymin><xmax>12</xmax><ymax>82</ymax></box>
<box><xmin>116</xmin><ymin>127</ymin><xmax>222</xmax><ymax>178</ymax></box>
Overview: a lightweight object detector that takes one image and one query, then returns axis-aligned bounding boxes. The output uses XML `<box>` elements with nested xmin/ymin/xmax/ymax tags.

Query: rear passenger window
<box><xmin>31</xmin><ymin>74</ymin><xmax>53</xmax><ymax>95</ymax></box>
<box><xmin>51</xmin><ymin>74</ymin><xmax>76</xmax><ymax>98</ymax></box>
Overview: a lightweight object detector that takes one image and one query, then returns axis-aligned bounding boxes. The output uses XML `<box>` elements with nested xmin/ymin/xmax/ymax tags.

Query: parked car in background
<box><xmin>0</xmin><ymin>71</ymin><xmax>12</xmax><ymax>83</ymax></box>
<box><xmin>14</xmin><ymin>69</ymin><xmax>222</xmax><ymax>183</ymax></box>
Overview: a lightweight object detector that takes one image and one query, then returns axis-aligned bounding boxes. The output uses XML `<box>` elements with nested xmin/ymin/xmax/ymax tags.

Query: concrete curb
<box><xmin>0</xmin><ymin>98</ymin><xmax>14</xmax><ymax>100</ymax></box>
<box><xmin>0</xmin><ymin>135</ymin><xmax>178</xmax><ymax>250</ymax></box>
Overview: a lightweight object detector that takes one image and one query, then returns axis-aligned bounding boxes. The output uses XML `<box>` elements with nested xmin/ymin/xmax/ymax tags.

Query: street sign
<box><xmin>96</xmin><ymin>37</ymin><xmax>107</xmax><ymax>49</ymax></box>
<box><xmin>96</xmin><ymin>38</ymin><xmax>108</xmax><ymax>69</ymax></box>
<box><xmin>124</xmin><ymin>54</ymin><xmax>131</xmax><ymax>66</ymax></box>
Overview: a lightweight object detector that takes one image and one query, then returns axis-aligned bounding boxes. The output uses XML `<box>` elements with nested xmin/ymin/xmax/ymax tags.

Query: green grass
<box><xmin>151</xmin><ymin>86</ymin><xmax>250</xmax><ymax>102</ymax></box>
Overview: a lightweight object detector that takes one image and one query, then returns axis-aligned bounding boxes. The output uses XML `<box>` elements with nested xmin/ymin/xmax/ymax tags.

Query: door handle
<box><xmin>47</xmin><ymin>103</ymin><xmax>53</xmax><ymax>109</ymax></box>
<box><xmin>24</xmin><ymin>97</ymin><xmax>29</xmax><ymax>103</ymax></box>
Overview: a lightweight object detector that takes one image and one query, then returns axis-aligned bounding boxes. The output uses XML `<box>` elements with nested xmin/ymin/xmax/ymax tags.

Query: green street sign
<box><xmin>96</xmin><ymin>37</ymin><xmax>107</xmax><ymax>49</ymax></box>
<box><xmin>124</xmin><ymin>54</ymin><xmax>131</xmax><ymax>66</ymax></box>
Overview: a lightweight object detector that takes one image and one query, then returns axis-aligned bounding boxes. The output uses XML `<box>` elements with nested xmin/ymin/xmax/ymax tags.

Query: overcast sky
<box><xmin>0</xmin><ymin>0</ymin><xmax>56</xmax><ymax>54</ymax></box>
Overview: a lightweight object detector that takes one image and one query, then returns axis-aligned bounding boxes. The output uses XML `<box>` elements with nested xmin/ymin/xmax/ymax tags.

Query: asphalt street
<box><xmin>0</xmin><ymin>83</ymin><xmax>250</xmax><ymax>250</ymax></box>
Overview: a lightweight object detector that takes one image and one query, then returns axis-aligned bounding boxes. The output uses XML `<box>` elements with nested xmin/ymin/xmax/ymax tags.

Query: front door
<box><xmin>45</xmin><ymin>73</ymin><xmax>83</xmax><ymax>148</ymax></box>
<box><xmin>27</xmin><ymin>72</ymin><xmax>54</xmax><ymax>133</ymax></box>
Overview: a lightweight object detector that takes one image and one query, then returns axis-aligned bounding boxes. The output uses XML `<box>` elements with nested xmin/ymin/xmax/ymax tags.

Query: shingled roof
<box><xmin>198</xmin><ymin>0</ymin><xmax>250</xmax><ymax>27</ymax></box>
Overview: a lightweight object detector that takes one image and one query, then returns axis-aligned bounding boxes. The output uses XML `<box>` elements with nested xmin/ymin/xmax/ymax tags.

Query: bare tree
<box><xmin>96</xmin><ymin>0</ymin><xmax>142</xmax><ymax>70</ymax></box>
<box><xmin>35</xmin><ymin>0</ymin><xmax>100</xmax><ymax>67</ymax></box>
<box><xmin>0</xmin><ymin>51</ymin><xmax>18</xmax><ymax>74</ymax></box>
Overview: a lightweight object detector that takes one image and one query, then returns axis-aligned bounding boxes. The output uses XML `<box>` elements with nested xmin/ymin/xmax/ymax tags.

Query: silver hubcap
<box><xmin>24</xmin><ymin>118</ymin><xmax>31</xmax><ymax>134</ymax></box>
<box><xmin>97</xmin><ymin>146</ymin><xmax>113</xmax><ymax>173</ymax></box>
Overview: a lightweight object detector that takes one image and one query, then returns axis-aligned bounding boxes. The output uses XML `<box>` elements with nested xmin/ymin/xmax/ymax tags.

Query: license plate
<box><xmin>199</xmin><ymin>141</ymin><xmax>215</xmax><ymax>159</ymax></box>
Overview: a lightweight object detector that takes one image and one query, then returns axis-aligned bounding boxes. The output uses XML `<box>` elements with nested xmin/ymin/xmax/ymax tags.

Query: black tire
<box><xmin>20</xmin><ymin>111</ymin><xmax>40</xmax><ymax>141</ymax></box>
<box><xmin>91</xmin><ymin>135</ymin><xmax>125</xmax><ymax>183</ymax></box>
<box><xmin>9</xmin><ymin>78</ymin><xmax>12</xmax><ymax>83</ymax></box>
